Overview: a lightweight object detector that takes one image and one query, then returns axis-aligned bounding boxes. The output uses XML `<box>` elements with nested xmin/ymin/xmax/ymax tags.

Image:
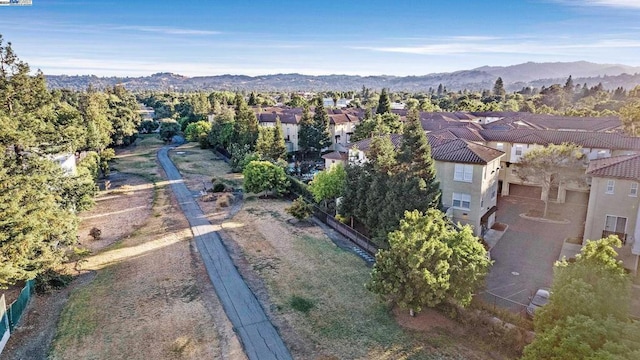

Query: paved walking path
<box><xmin>158</xmin><ymin>147</ymin><xmax>292</xmax><ymax>360</ymax></box>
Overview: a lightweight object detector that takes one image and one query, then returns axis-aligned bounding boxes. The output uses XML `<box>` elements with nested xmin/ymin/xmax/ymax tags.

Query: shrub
<box><xmin>286</xmin><ymin>196</ymin><xmax>313</xmax><ymax>221</ymax></box>
<box><xmin>89</xmin><ymin>227</ymin><xmax>102</xmax><ymax>240</ymax></box>
<box><xmin>243</xmin><ymin>161</ymin><xmax>289</xmax><ymax>197</ymax></box>
<box><xmin>212</xmin><ymin>182</ymin><xmax>226</xmax><ymax>193</ymax></box>
<box><xmin>35</xmin><ymin>269</ymin><xmax>73</xmax><ymax>294</ymax></box>
<box><xmin>217</xmin><ymin>193</ymin><xmax>233</xmax><ymax>208</ymax></box>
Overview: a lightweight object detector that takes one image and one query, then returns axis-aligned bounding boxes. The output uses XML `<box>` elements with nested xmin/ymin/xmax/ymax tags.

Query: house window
<box><xmin>631</xmin><ymin>183</ymin><xmax>638</xmax><ymax>197</ymax></box>
<box><xmin>452</xmin><ymin>193</ymin><xmax>471</xmax><ymax>210</ymax></box>
<box><xmin>606</xmin><ymin>180</ymin><xmax>615</xmax><ymax>194</ymax></box>
<box><xmin>515</xmin><ymin>145</ymin><xmax>523</xmax><ymax>156</ymax></box>
<box><xmin>496</xmin><ymin>142</ymin><xmax>504</xmax><ymax>151</ymax></box>
<box><xmin>491</xmin><ymin>183</ymin><xmax>497</xmax><ymax>200</ymax></box>
<box><xmin>605</xmin><ymin>215</ymin><xmax>627</xmax><ymax>234</ymax></box>
<box><xmin>597</xmin><ymin>150</ymin><xmax>607</xmax><ymax>159</ymax></box>
<box><xmin>454</xmin><ymin>164</ymin><xmax>473</xmax><ymax>182</ymax></box>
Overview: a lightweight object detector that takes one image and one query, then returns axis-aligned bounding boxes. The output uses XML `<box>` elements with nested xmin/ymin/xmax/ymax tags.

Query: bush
<box><xmin>89</xmin><ymin>227</ymin><xmax>102</xmax><ymax>240</ymax></box>
<box><xmin>184</xmin><ymin>120</ymin><xmax>213</xmax><ymax>148</ymax></box>
<box><xmin>243</xmin><ymin>161</ymin><xmax>289</xmax><ymax>197</ymax></box>
<box><xmin>212</xmin><ymin>182</ymin><xmax>226</xmax><ymax>193</ymax></box>
<box><xmin>286</xmin><ymin>197</ymin><xmax>313</xmax><ymax>221</ymax></box>
<box><xmin>35</xmin><ymin>269</ymin><xmax>73</xmax><ymax>294</ymax></box>
<box><xmin>287</xmin><ymin>175</ymin><xmax>314</xmax><ymax>201</ymax></box>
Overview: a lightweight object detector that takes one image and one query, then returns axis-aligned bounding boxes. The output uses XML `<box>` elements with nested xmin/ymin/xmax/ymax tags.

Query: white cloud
<box><xmin>558</xmin><ymin>0</ymin><xmax>640</xmax><ymax>9</ymax></box>
<box><xmin>115</xmin><ymin>26</ymin><xmax>221</xmax><ymax>36</ymax></box>
<box><xmin>352</xmin><ymin>36</ymin><xmax>640</xmax><ymax>56</ymax></box>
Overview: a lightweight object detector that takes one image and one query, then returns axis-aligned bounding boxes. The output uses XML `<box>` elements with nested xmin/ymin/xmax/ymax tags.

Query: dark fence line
<box><xmin>0</xmin><ymin>279</ymin><xmax>35</xmax><ymax>355</ymax></box>
<box><xmin>7</xmin><ymin>279</ymin><xmax>35</xmax><ymax>332</ymax></box>
<box><xmin>307</xmin><ymin>202</ymin><xmax>381</xmax><ymax>257</ymax></box>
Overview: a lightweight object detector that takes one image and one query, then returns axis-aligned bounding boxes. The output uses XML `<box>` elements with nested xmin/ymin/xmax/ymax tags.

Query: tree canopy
<box><xmin>242</xmin><ymin>160</ymin><xmax>289</xmax><ymax>197</ymax></box>
<box><xmin>367</xmin><ymin>209</ymin><xmax>490</xmax><ymax>313</ymax></box>
<box><xmin>523</xmin><ymin>236</ymin><xmax>639</xmax><ymax>359</ymax></box>
<box><xmin>516</xmin><ymin>142</ymin><xmax>585</xmax><ymax>218</ymax></box>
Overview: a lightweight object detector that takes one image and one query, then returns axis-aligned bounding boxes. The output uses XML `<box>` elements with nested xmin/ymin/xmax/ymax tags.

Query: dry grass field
<box><xmin>47</xmin><ymin>136</ymin><xmax>245</xmax><ymax>360</ymax></box>
<box><xmin>167</xmin><ymin>143</ymin><xmax>510</xmax><ymax>359</ymax></box>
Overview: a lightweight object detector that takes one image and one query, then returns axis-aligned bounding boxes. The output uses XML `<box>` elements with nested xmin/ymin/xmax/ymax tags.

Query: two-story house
<box><xmin>342</xmin><ymin>135</ymin><xmax>504</xmax><ymax>237</ymax></box>
<box><xmin>583</xmin><ymin>154</ymin><xmax>640</xmax><ymax>271</ymax></box>
<box><xmin>430</xmin><ymin>138</ymin><xmax>504</xmax><ymax>236</ymax></box>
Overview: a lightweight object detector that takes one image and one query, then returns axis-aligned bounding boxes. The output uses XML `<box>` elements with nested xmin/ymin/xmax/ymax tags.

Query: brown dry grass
<box><xmin>50</xmin><ymin>135</ymin><xmax>245</xmax><ymax>360</ymax></box>
<box><xmin>222</xmin><ymin>199</ymin><xmax>504</xmax><ymax>360</ymax></box>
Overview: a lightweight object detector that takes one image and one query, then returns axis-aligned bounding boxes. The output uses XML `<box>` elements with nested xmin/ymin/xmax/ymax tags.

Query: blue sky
<box><xmin>1</xmin><ymin>0</ymin><xmax>640</xmax><ymax>76</ymax></box>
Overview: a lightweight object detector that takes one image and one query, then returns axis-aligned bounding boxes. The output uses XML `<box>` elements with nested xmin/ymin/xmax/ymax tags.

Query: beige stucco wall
<box><xmin>584</xmin><ymin>176</ymin><xmax>640</xmax><ymax>242</ymax></box>
<box><xmin>435</xmin><ymin>157</ymin><xmax>501</xmax><ymax>236</ymax></box>
<box><xmin>260</xmin><ymin>122</ymin><xmax>299</xmax><ymax>152</ymax></box>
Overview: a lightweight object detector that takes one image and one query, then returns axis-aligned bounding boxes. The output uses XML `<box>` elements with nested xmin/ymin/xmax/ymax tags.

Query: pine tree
<box><xmin>376</xmin><ymin>88</ymin><xmax>392</xmax><ymax>114</ymax></box>
<box><xmin>312</xmin><ymin>97</ymin><xmax>332</xmax><ymax>156</ymax></box>
<box><xmin>248</xmin><ymin>92</ymin><xmax>257</xmax><ymax>106</ymax></box>
<box><xmin>255</xmin><ymin>126</ymin><xmax>274</xmax><ymax>160</ymax></box>
<box><xmin>270</xmin><ymin>117</ymin><xmax>287</xmax><ymax>161</ymax></box>
<box><xmin>493</xmin><ymin>77</ymin><xmax>506</xmax><ymax>99</ymax></box>
<box><xmin>232</xmin><ymin>93</ymin><xmax>259</xmax><ymax>148</ymax></box>
<box><xmin>297</xmin><ymin>103</ymin><xmax>314</xmax><ymax>158</ymax></box>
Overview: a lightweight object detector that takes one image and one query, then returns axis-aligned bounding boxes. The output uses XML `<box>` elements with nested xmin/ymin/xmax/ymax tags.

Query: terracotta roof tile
<box><xmin>587</xmin><ymin>154</ymin><xmax>640</xmax><ymax>180</ymax></box>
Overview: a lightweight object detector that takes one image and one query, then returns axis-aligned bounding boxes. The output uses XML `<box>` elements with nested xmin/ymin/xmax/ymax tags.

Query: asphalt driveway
<box><xmin>483</xmin><ymin>194</ymin><xmax>587</xmax><ymax>313</ymax></box>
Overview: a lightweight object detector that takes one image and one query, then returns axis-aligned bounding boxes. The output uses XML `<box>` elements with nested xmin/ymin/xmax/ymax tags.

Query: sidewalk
<box><xmin>158</xmin><ymin>147</ymin><xmax>292</xmax><ymax>360</ymax></box>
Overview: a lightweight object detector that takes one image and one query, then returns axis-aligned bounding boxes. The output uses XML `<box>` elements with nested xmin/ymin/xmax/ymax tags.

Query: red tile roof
<box><xmin>587</xmin><ymin>154</ymin><xmax>640</xmax><ymax>180</ymax></box>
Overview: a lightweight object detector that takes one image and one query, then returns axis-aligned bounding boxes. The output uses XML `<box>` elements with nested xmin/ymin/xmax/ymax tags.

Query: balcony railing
<box><xmin>602</xmin><ymin>230</ymin><xmax>627</xmax><ymax>245</ymax></box>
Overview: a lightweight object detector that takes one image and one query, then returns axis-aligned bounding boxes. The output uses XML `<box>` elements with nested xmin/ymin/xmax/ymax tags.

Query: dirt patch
<box><xmin>78</xmin><ymin>172</ymin><xmax>154</xmax><ymax>253</ymax></box>
<box><xmin>393</xmin><ymin>307</ymin><xmax>462</xmax><ymax>334</ymax></box>
<box><xmin>491</xmin><ymin>222</ymin><xmax>507</xmax><ymax>231</ymax></box>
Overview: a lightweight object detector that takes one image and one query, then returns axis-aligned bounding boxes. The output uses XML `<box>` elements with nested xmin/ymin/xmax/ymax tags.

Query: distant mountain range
<box><xmin>45</xmin><ymin>61</ymin><xmax>640</xmax><ymax>92</ymax></box>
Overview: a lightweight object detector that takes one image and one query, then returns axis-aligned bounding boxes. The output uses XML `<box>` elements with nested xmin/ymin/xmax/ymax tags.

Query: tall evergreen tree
<box><xmin>255</xmin><ymin>126</ymin><xmax>274</xmax><ymax>160</ymax></box>
<box><xmin>376</xmin><ymin>88</ymin><xmax>392</xmax><ymax>114</ymax></box>
<box><xmin>493</xmin><ymin>77</ymin><xmax>506</xmax><ymax>99</ymax></box>
<box><xmin>398</xmin><ymin>109</ymin><xmax>440</xmax><ymax>207</ymax></box>
<box><xmin>297</xmin><ymin>103</ymin><xmax>314</xmax><ymax>158</ymax></box>
<box><xmin>311</xmin><ymin>97</ymin><xmax>332</xmax><ymax>156</ymax></box>
<box><xmin>232</xmin><ymin>93</ymin><xmax>259</xmax><ymax>148</ymax></box>
<box><xmin>270</xmin><ymin>117</ymin><xmax>287</xmax><ymax>161</ymax></box>
<box><xmin>247</xmin><ymin>92</ymin><xmax>258</xmax><ymax>106</ymax></box>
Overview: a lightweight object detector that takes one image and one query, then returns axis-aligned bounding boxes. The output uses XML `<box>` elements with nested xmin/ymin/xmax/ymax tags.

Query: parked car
<box><xmin>526</xmin><ymin>288</ymin><xmax>551</xmax><ymax>318</ymax></box>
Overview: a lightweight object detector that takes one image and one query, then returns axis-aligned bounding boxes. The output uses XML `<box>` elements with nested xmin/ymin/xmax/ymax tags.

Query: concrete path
<box><xmin>158</xmin><ymin>147</ymin><xmax>292</xmax><ymax>360</ymax></box>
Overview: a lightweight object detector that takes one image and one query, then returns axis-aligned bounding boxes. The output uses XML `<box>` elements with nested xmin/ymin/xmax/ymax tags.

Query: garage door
<box><xmin>565</xmin><ymin>190</ymin><xmax>589</xmax><ymax>205</ymax></box>
<box><xmin>509</xmin><ymin>184</ymin><xmax>542</xmax><ymax>199</ymax></box>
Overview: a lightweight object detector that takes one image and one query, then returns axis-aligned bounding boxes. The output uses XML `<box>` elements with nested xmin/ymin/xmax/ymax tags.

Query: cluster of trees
<box><xmin>523</xmin><ymin>237</ymin><xmax>640</xmax><ymax>359</ymax></box>
<box><xmin>339</xmin><ymin>109</ymin><xmax>441</xmax><ymax>244</ymax></box>
<box><xmin>297</xmin><ymin>100</ymin><xmax>331</xmax><ymax>159</ymax></box>
<box><xmin>0</xmin><ymin>35</ymin><xmax>141</xmax><ymax>288</ymax></box>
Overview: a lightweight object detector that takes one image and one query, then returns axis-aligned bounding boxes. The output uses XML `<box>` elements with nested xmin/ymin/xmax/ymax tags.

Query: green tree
<box><xmin>376</xmin><ymin>88</ymin><xmax>392</xmax><ymax>114</ymax></box>
<box><xmin>270</xmin><ymin>117</ymin><xmax>287</xmax><ymax>161</ymax></box>
<box><xmin>0</xmin><ymin>155</ymin><xmax>79</xmax><ymax>288</ymax></box>
<box><xmin>398</xmin><ymin>108</ymin><xmax>440</xmax><ymax>207</ymax></box>
<box><xmin>311</xmin><ymin>98</ymin><xmax>332</xmax><ymax>157</ymax></box>
<box><xmin>493</xmin><ymin>77</ymin><xmax>506</xmax><ymax>100</ymax></box>
<box><xmin>620</xmin><ymin>100</ymin><xmax>640</xmax><ymax>136</ymax></box>
<box><xmin>184</xmin><ymin>120</ymin><xmax>213</xmax><ymax>148</ymax></box>
<box><xmin>233</xmin><ymin>93</ymin><xmax>259</xmax><ymax>147</ymax></box>
<box><xmin>516</xmin><ymin>143</ymin><xmax>585</xmax><ymax>218</ymax></box>
<box><xmin>247</xmin><ymin>92</ymin><xmax>258</xmax><ymax>106</ymax></box>
<box><xmin>367</xmin><ymin>209</ymin><xmax>490</xmax><ymax>314</ymax></box>
<box><xmin>297</xmin><ymin>103</ymin><xmax>314</xmax><ymax>158</ymax></box>
<box><xmin>207</xmin><ymin>107</ymin><xmax>235</xmax><ymax>149</ymax></box>
<box><xmin>255</xmin><ymin>126</ymin><xmax>275</xmax><ymax>160</ymax></box>
<box><xmin>308</xmin><ymin>163</ymin><xmax>346</xmax><ymax>207</ymax></box>
<box><xmin>159</xmin><ymin>119</ymin><xmax>181</xmax><ymax>142</ymax></box>
<box><xmin>523</xmin><ymin>237</ymin><xmax>639</xmax><ymax>359</ymax></box>
<box><xmin>242</xmin><ymin>160</ymin><xmax>289</xmax><ymax>197</ymax></box>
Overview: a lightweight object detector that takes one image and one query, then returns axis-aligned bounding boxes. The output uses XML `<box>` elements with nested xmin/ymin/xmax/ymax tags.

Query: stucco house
<box><xmin>584</xmin><ymin>154</ymin><xmax>640</xmax><ymax>271</ymax></box>
<box><xmin>343</xmin><ymin>134</ymin><xmax>504</xmax><ymax>237</ymax></box>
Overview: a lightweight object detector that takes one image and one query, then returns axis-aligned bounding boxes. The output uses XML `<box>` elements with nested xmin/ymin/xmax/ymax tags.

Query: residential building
<box><xmin>584</xmin><ymin>154</ymin><xmax>640</xmax><ymax>271</ymax></box>
<box><xmin>343</xmin><ymin>134</ymin><xmax>504</xmax><ymax>237</ymax></box>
